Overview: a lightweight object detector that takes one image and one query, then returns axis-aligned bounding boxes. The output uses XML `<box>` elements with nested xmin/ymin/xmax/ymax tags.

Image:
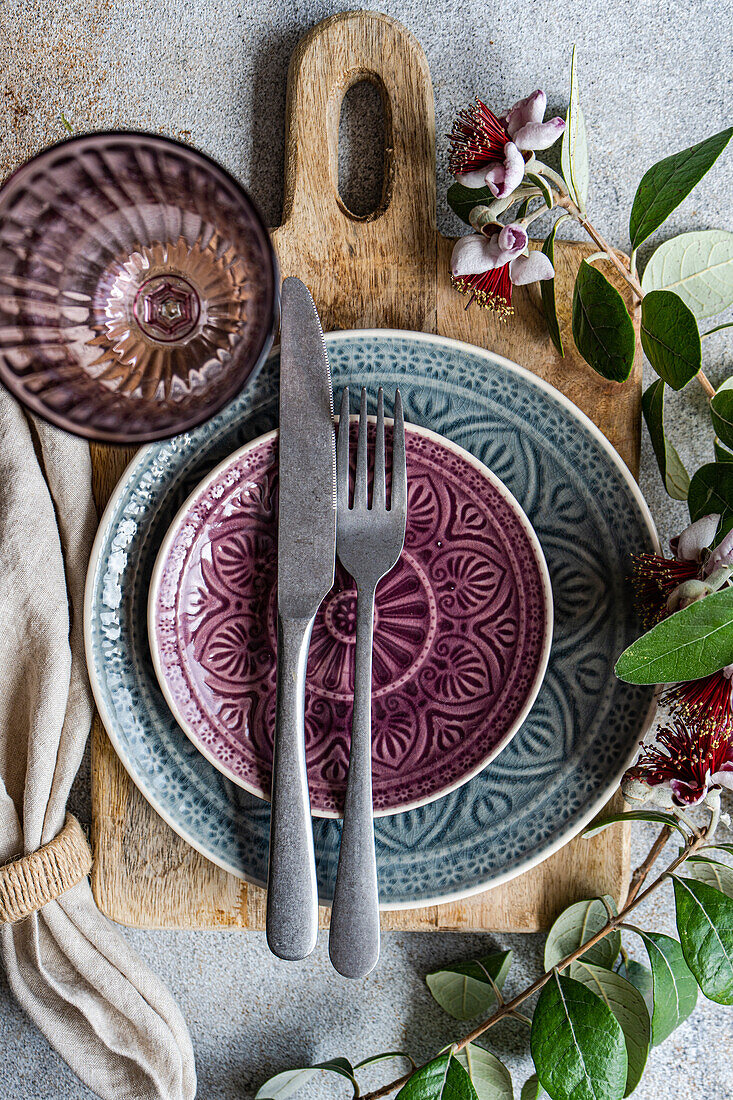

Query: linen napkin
<box><xmin>0</xmin><ymin>386</ymin><xmax>196</xmax><ymax>1100</ymax></box>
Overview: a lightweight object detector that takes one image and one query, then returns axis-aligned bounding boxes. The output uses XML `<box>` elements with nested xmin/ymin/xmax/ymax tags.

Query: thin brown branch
<box><xmin>361</xmin><ymin>1070</ymin><xmax>414</xmax><ymax>1100</ymax></box>
<box><xmin>360</xmin><ymin>828</ymin><xmax>709</xmax><ymax>1100</ymax></box>
<box><xmin>697</xmin><ymin>371</ymin><xmax>716</xmax><ymax>399</ymax></box>
<box><xmin>453</xmin><ymin>831</ymin><xmax>707</xmax><ymax>1047</ymax></box>
<box><xmin>626</xmin><ymin>824</ymin><xmax>672</xmax><ymax>905</ymax></box>
<box><xmin>556</xmin><ymin>197</ymin><xmax>644</xmax><ymax>298</ymax></box>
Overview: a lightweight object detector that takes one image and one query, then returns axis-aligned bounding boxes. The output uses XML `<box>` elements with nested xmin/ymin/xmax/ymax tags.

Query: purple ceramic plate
<box><xmin>149</xmin><ymin>422</ymin><xmax>552</xmax><ymax>817</ymax></box>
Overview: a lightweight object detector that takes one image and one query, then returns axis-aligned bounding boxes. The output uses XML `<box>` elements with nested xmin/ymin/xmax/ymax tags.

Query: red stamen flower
<box><xmin>624</xmin><ymin>716</ymin><xmax>733</xmax><ymax>807</ymax></box>
<box><xmin>450</xmin><ymin>222</ymin><xmax>555</xmax><ymax>315</ymax></box>
<box><xmin>664</xmin><ymin>670</ymin><xmax>733</xmax><ymax>729</ymax></box>
<box><xmin>449</xmin><ymin>99</ymin><xmax>510</xmax><ymax>176</ymax></box>
<box><xmin>632</xmin><ymin>552</ymin><xmax>701</xmax><ymax>627</ymax></box>
<box><xmin>452</xmin><ymin>263</ymin><xmax>515</xmax><ymax>315</ymax></box>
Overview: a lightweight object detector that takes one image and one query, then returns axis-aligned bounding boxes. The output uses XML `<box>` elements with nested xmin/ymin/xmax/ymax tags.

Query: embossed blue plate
<box><xmin>85</xmin><ymin>331</ymin><xmax>658</xmax><ymax>908</ymax></box>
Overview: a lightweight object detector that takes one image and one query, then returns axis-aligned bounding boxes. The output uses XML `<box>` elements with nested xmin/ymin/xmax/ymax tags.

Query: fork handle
<box><xmin>329</xmin><ymin>583</ymin><xmax>380</xmax><ymax>979</ymax></box>
<box><xmin>267</xmin><ymin>614</ymin><xmax>319</xmax><ymax>961</ymax></box>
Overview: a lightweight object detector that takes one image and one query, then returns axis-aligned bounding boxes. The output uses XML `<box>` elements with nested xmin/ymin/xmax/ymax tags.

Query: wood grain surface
<box><xmin>91</xmin><ymin>10</ymin><xmax>639</xmax><ymax>931</ymax></box>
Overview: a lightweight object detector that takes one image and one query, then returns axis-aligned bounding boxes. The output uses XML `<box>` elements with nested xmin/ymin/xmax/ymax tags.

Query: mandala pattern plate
<box><xmin>148</xmin><ymin>423</ymin><xmax>552</xmax><ymax>816</ymax></box>
<box><xmin>85</xmin><ymin>331</ymin><xmax>658</xmax><ymax>908</ymax></box>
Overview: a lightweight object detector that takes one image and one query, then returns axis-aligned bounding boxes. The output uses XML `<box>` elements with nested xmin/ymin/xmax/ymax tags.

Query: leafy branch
<box><xmin>447</xmin><ymin>53</ymin><xmax>731</xmax><ymax>506</ymax></box>
<box><xmin>258</xmin><ymin>812</ymin><xmax>733</xmax><ymax>1100</ymax></box>
<box><xmin>356</xmin><ymin>823</ymin><xmax>709</xmax><ymax>1100</ymax></box>
<box><xmin>447</xmin><ymin>53</ymin><xmax>733</xmax><ymax>722</ymax></box>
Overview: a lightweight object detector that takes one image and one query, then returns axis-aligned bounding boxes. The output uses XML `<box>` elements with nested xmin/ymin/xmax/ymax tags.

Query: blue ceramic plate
<box><xmin>85</xmin><ymin>331</ymin><xmax>658</xmax><ymax>908</ymax></box>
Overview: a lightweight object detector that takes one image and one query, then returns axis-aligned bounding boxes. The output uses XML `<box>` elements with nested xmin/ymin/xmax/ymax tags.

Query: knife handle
<box><xmin>266</xmin><ymin>614</ymin><xmax>319</xmax><ymax>961</ymax></box>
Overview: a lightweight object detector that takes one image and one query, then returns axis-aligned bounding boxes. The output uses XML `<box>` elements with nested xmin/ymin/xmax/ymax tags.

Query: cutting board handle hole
<box><xmin>335</xmin><ymin>74</ymin><xmax>391</xmax><ymax>221</ymax></box>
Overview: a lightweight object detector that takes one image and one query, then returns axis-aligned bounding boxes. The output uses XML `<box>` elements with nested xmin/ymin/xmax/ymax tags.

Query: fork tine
<box><xmin>354</xmin><ymin>387</ymin><xmax>369</xmax><ymax>511</ymax></box>
<box><xmin>337</xmin><ymin>387</ymin><xmax>350</xmax><ymax>511</ymax></box>
<box><xmin>373</xmin><ymin>387</ymin><xmax>386</xmax><ymax>511</ymax></box>
<box><xmin>391</xmin><ymin>389</ymin><xmax>406</xmax><ymax>517</ymax></box>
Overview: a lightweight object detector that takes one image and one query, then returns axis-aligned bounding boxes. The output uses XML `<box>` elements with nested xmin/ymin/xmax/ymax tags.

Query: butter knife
<box><xmin>266</xmin><ymin>277</ymin><xmax>336</xmax><ymax>961</ymax></box>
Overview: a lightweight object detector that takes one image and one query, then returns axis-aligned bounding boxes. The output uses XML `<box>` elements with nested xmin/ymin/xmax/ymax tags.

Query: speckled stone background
<box><xmin>1</xmin><ymin>1</ymin><xmax>732</xmax><ymax>1097</ymax></box>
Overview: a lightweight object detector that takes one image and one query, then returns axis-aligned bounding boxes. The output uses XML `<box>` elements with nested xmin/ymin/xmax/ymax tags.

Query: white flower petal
<box><xmin>509</xmin><ymin>250</ymin><xmax>555</xmax><ymax>285</ymax></box>
<box><xmin>673</xmin><ymin>514</ymin><xmax>721</xmax><ymax>561</ymax></box>
<box><xmin>704</xmin><ymin>527</ymin><xmax>733</xmax><ymax>575</ymax></box>
<box><xmin>451</xmin><ymin>234</ymin><xmax>497</xmax><ymax>277</ymax></box>
<box><xmin>497</xmin><ymin>223</ymin><xmax>528</xmax><ymax>258</ymax></box>
<box><xmin>670</xmin><ymin>778</ymin><xmax>707</xmax><ymax>807</ymax></box>
<box><xmin>505</xmin><ymin>90</ymin><xmax>546</xmax><ymax>137</ymax></box>
<box><xmin>712</xmin><ymin>766</ymin><xmax>733</xmax><ymax>790</ymax></box>
<box><xmin>512</xmin><ymin>117</ymin><xmax>566</xmax><ymax>152</ymax></box>
<box><xmin>485</xmin><ymin>142</ymin><xmax>525</xmax><ymax>199</ymax></box>
<box><xmin>455</xmin><ymin>168</ymin><xmax>492</xmax><ymax>189</ymax></box>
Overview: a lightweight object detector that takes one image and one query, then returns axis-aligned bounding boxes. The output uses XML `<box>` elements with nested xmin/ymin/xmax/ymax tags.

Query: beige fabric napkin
<box><xmin>0</xmin><ymin>387</ymin><xmax>196</xmax><ymax>1100</ymax></box>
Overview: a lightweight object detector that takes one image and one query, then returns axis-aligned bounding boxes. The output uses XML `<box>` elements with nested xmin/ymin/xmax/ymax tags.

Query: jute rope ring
<box><xmin>0</xmin><ymin>814</ymin><xmax>92</xmax><ymax>924</ymax></box>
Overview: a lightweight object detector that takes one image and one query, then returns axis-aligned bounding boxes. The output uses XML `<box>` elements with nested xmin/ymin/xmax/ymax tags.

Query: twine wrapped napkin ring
<box><xmin>0</xmin><ymin>814</ymin><xmax>92</xmax><ymax>924</ymax></box>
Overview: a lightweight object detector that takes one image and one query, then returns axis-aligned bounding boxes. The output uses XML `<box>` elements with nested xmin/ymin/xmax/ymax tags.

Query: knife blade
<box><xmin>266</xmin><ymin>277</ymin><xmax>336</xmax><ymax>961</ymax></box>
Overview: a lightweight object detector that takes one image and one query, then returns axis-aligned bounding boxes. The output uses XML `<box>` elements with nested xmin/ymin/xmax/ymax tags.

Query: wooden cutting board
<box><xmin>91</xmin><ymin>10</ymin><xmax>641</xmax><ymax>931</ymax></box>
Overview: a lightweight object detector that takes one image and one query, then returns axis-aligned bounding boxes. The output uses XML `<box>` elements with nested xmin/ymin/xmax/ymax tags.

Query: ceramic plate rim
<box><xmin>145</xmin><ymin>418</ymin><xmax>554</xmax><ymax>818</ymax></box>
<box><xmin>85</xmin><ymin>328</ymin><xmax>660</xmax><ymax>909</ymax></box>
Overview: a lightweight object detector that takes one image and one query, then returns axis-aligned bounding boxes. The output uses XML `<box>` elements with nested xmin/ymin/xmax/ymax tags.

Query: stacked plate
<box><xmin>85</xmin><ymin>330</ymin><xmax>658</xmax><ymax>909</ymax></box>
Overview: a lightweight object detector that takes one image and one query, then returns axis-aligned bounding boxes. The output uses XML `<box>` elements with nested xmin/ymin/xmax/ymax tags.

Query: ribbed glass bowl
<box><xmin>0</xmin><ymin>132</ymin><xmax>278</xmax><ymax>442</ymax></box>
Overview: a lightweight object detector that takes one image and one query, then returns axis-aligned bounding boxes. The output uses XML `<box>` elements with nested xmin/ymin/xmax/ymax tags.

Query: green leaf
<box><xmin>572</xmin><ymin>261</ymin><xmax>636</xmax><ymax>382</ymax></box>
<box><xmin>642</xmin><ymin>379</ymin><xmax>691</xmax><ymax>500</ymax></box>
<box><xmin>688</xmin><ymin>462</ymin><xmax>733</xmax><ymax>521</ymax></box>
<box><xmin>583</xmin><ymin>810</ymin><xmax>689</xmax><ymax>840</ymax></box>
<box><xmin>711</xmin><ymin>386</ymin><xmax>733</xmax><ymax>450</ymax></box>
<box><xmin>455</xmin><ymin>1046</ymin><xmax>513</xmax><ymax>1100</ymax></box>
<box><xmin>640</xmin><ymin>290</ymin><xmax>701</xmax><ymax>390</ymax></box>
<box><xmin>520</xmin><ymin>1075</ymin><xmax>545</xmax><ymax>1100</ymax></box>
<box><xmin>515</xmin><ymin>197</ymin><xmax>532</xmax><ymax>219</ymax></box>
<box><xmin>256</xmin><ymin>1069</ymin><xmax>318</xmax><ymax>1099</ymax></box>
<box><xmin>673</xmin><ymin>875</ymin><xmax>733</xmax><ymax>1003</ymax></box>
<box><xmin>256</xmin><ymin>1060</ymin><xmax>356</xmax><ymax>1100</ymax></box>
<box><xmin>715</xmin><ymin>439</ymin><xmax>733</xmax><ymax>463</ymax></box>
<box><xmin>641</xmin><ymin>229</ymin><xmax>733</xmax><ymax>319</ymax></box>
<box><xmin>704</xmin><ymin>842</ymin><xmax>733</xmax><ymax>857</ymax></box>
<box><xmin>314</xmin><ymin>1059</ymin><xmax>356</xmax><ymax>1082</ymax></box>
<box><xmin>397</xmin><ymin>1053</ymin><xmax>478</xmax><ymax>1100</ymax></box>
<box><xmin>629</xmin><ymin>129</ymin><xmax>733</xmax><ymax>250</ymax></box>
<box><xmin>530</xmin><ymin>972</ymin><xmax>627</xmax><ymax>1100</ymax></box>
<box><xmin>426</xmin><ymin>952</ymin><xmax>513</xmax><ymax>1020</ymax></box>
<box><xmin>447</xmin><ymin>183</ymin><xmax>494</xmax><ymax>227</ymax></box>
<box><xmin>544</xmin><ymin>897</ymin><xmax>620</xmax><ymax>971</ymax></box>
<box><xmin>355</xmin><ymin>1053</ymin><xmax>415</xmax><ymax>1071</ymax></box>
<box><xmin>569</xmin><ymin>961</ymin><xmax>650</xmax><ymax>1096</ymax></box>
<box><xmin>525</xmin><ymin>172</ymin><xmax>553</xmax><ymax>210</ymax></box>
<box><xmin>683</xmin><ymin>856</ymin><xmax>733</xmax><ymax>898</ymax></box>
<box><xmin>540</xmin><ymin>216</ymin><xmax>569</xmax><ymax>358</ymax></box>
<box><xmin>626</xmin><ymin>929</ymin><xmax>698</xmax><ymax>1046</ymax></box>
<box><xmin>704</xmin><ymin>320</ymin><xmax>733</xmax><ymax>337</ymax></box>
<box><xmin>561</xmin><ymin>46</ymin><xmax>589</xmax><ymax>212</ymax></box>
<box><xmin>712</xmin><ymin>513</ymin><xmax>733</xmax><ymax>548</ymax></box>
<box><xmin>614</xmin><ymin>586</ymin><xmax>733</xmax><ymax>684</ymax></box>
<box><xmin>618</xmin><ymin>960</ymin><xmax>654</xmax><ymax>1019</ymax></box>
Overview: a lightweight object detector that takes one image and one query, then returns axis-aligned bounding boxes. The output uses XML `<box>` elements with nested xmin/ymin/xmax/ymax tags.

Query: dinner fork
<box><xmin>328</xmin><ymin>386</ymin><xmax>407</xmax><ymax>979</ymax></box>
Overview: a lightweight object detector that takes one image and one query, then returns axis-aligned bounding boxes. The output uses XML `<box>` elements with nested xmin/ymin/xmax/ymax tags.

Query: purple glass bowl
<box><xmin>0</xmin><ymin>132</ymin><xmax>278</xmax><ymax>442</ymax></box>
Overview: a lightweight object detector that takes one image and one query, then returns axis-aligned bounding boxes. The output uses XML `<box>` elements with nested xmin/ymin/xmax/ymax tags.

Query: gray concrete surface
<box><xmin>1</xmin><ymin>0</ymin><xmax>733</xmax><ymax>1096</ymax></box>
